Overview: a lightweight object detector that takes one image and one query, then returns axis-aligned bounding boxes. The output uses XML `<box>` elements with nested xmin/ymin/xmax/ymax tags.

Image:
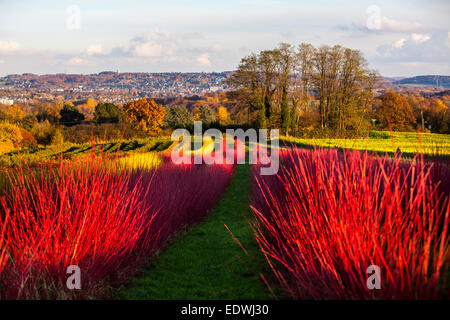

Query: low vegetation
<box><xmin>0</xmin><ymin>155</ymin><xmax>234</xmax><ymax>299</ymax></box>
<box><xmin>281</xmin><ymin>131</ymin><xmax>450</xmax><ymax>157</ymax></box>
<box><xmin>250</xmin><ymin>148</ymin><xmax>449</xmax><ymax>299</ymax></box>
<box><xmin>0</xmin><ymin>137</ymin><xmax>172</xmax><ymax>167</ymax></box>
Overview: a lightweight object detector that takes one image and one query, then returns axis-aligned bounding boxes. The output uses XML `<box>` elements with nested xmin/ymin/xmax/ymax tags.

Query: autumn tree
<box><xmin>94</xmin><ymin>102</ymin><xmax>121</xmax><ymax>124</ymax></box>
<box><xmin>293</xmin><ymin>43</ymin><xmax>315</xmax><ymax>112</ymax></box>
<box><xmin>193</xmin><ymin>105</ymin><xmax>216</xmax><ymax>124</ymax></box>
<box><xmin>86</xmin><ymin>98</ymin><xmax>97</xmax><ymax>109</ymax></box>
<box><xmin>275</xmin><ymin>43</ymin><xmax>295</xmax><ymax>134</ymax></box>
<box><xmin>311</xmin><ymin>45</ymin><xmax>377</xmax><ymax>130</ymax></box>
<box><xmin>226</xmin><ymin>53</ymin><xmax>263</xmax><ymax>123</ymax></box>
<box><xmin>20</xmin><ymin>115</ymin><xmax>38</xmax><ymax>131</ymax></box>
<box><xmin>60</xmin><ymin>104</ymin><xmax>85</xmax><ymax>126</ymax></box>
<box><xmin>36</xmin><ymin>101</ymin><xmax>62</xmax><ymax>124</ymax></box>
<box><xmin>163</xmin><ymin>105</ymin><xmax>193</xmax><ymax>128</ymax></box>
<box><xmin>5</xmin><ymin>104</ymin><xmax>25</xmax><ymax>124</ymax></box>
<box><xmin>376</xmin><ymin>90</ymin><xmax>416</xmax><ymax>131</ymax></box>
<box><xmin>405</xmin><ymin>93</ymin><xmax>449</xmax><ymax>133</ymax></box>
<box><xmin>257</xmin><ymin>106</ymin><xmax>267</xmax><ymax>129</ymax></box>
<box><xmin>31</xmin><ymin>120</ymin><xmax>62</xmax><ymax>145</ymax></box>
<box><xmin>0</xmin><ymin>122</ymin><xmax>24</xmax><ymax>147</ymax></box>
<box><xmin>123</xmin><ymin>98</ymin><xmax>165</xmax><ymax>133</ymax></box>
<box><xmin>227</xmin><ymin>42</ymin><xmax>378</xmax><ymax>134</ymax></box>
<box><xmin>77</xmin><ymin>98</ymin><xmax>97</xmax><ymax>120</ymax></box>
<box><xmin>0</xmin><ymin>108</ymin><xmax>6</xmax><ymax>122</ymax></box>
<box><xmin>426</xmin><ymin>99</ymin><xmax>449</xmax><ymax>133</ymax></box>
<box><xmin>217</xmin><ymin>106</ymin><xmax>229</xmax><ymax>125</ymax></box>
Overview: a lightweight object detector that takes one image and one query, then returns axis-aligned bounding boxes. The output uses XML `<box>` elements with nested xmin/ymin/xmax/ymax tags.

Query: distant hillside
<box><xmin>394</xmin><ymin>75</ymin><xmax>450</xmax><ymax>88</ymax></box>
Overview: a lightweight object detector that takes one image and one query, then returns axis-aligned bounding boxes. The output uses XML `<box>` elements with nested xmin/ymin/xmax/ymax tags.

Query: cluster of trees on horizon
<box><xmin>227</xmin><ymin>42</ymin><xmax>449</xmax><ymax>136</ymax></box>
<box><xmin>0</xmin><ymin>96</ymin><xmax>232</xmax><ymax>151</ymax></box>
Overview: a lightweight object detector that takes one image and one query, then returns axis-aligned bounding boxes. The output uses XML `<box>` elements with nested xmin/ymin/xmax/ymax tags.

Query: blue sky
<box><xmin>0</xmin><ymin>0</ymin><xmax>449</xmax><ymax>76</ymax></box>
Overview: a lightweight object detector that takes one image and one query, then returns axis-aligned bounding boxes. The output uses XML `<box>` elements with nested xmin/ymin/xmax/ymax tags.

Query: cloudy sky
<box><xmin>0</xmin><ymin>0</ymin><xmax>449</xmax><ymax>77</ymax></box>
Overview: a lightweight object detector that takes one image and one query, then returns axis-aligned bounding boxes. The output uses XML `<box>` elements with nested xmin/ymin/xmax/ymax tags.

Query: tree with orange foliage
<box><xmin>193</xmin><ymin>105</ymin><xmax>216</xmax><ymax>124</ymax></box>
<box><xmin>5</xmin><ymin>104</ymin><xmax>25</xmax><ymax>124</ymax></box>
<box><xmin>217</xmin><ymin>106</ymin><xmax>229</xmax><ymax>125</ymax></box>
<box><xmin>376</xmin><ymin>90</ymin><xmax>416</xmax><ymax>131</ymax></box>
<box><xmin>123</xmin><ymin>98</ymin><xmax>165</xmax><ymax>133</ymax></box>
<box><xmin>427</xmin><ymin>99</ymin><xmax>449</xmax><ymax>133</ymax></box>
<box><xmin>77</xmin><ymin>98</ymin><xmax>98</xmax><ymax>120</ymax></box>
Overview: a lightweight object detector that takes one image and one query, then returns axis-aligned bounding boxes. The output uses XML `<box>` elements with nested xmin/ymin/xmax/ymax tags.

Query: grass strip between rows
<box><xmin>116</xmin><ymin>164</ymin><xmax>272</xmax><ymax>300</ymax></box>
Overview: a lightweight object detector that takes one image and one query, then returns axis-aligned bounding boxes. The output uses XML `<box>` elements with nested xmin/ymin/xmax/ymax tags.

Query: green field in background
<box><xmin>281</xmin><ymin>131</ymin><xmax>450</xmax><ymax>157</ymax></box>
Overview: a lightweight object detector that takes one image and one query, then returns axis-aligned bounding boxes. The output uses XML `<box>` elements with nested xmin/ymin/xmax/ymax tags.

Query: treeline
<box><xmin>227</xmin><ymin>42</ymin><xmax>378</xmax><ymax>135</ymax></box>
<box><xmin>0</xmin><ymin>97</ymin><xmax>232</xmax><ymax>152</ymax></box>
<box><xmin>227</xmin><ymin>42</ymin><xmax>450</xmax><ymax>136</ymax></box>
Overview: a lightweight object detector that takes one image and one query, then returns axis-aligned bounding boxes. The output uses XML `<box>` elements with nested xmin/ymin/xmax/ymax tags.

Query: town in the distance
<box><xmin>1</xmin><ymin>72</ymin><xmax>448</xmax><ymax>106</ymax></box>
<box><xmin>0</xmin><ymin>71</ymin><xmax>232</xmax><ymax>105</ymax></box>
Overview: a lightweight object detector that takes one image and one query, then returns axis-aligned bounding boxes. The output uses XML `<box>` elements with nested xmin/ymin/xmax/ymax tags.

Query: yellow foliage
<box><xmin>115</xmin><ymin>152</ymin><xmax>161</xmax><ymax>172</ymax></box>
<box><xmin>66</xmin><ymin>152</ymin><xmax>161</xmax><ymax>174</ymax></box>
<box><xmin>86</xmin><ymin>98</ymin><xmax>97</xmax><ymax>108</ymax></box>
<box><xmin>217</xmin><ymin>106</ymin><xmax>229</xmax><ymax>125</ymax></box>
<box><xmin>5</xmin><ymin>104</ymin><xmax>25</xmax><ymax>123</ymax></box>
<box><xmin>0</xmin><ymin>142</ymin><xmax>15</xmax><ymax>155</ymax></box>
<box><xmin>0</xmin><ymin>122</ymin><xmax>24</xmax><ymax>146</ymax></box>
<box><xmin>432</xmin><ymin>99</ymin><xmax>447</xmax><ymax>114</ymax></box>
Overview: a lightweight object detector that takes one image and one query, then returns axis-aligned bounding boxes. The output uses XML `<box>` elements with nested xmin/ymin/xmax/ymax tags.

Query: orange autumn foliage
<box><xmin>123</xmin><ymin>98</ymin><xmax>165</xmax><ymax>133</ymax></box>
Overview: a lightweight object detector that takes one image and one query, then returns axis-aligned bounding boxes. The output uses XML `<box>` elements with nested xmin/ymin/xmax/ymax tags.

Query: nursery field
<box><xmin>281</xmin><ymin>131</ymin><xmax>450</xmax><ymax>157</ymax></box>
<box><xmin>0</xmin><ymin>132</ymin><xmax>449</xmax><ymax>300</ymax></box>
<box><xmin>0</xmin><ymin>137</ymin><xmax>173</xmax><ymax>167</ymax></box>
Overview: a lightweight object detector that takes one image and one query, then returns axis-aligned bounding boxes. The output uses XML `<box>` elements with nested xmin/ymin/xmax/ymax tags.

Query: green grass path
<box><xmin>115</xmin><ymin>164</ymin><xmax>272</xmax><ymax>300</ymax></box>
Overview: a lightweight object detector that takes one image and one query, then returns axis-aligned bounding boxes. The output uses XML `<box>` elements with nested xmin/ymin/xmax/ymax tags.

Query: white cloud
<box><xmin>376</xmin><ymin>31</ymin><xmax>450</xmax><ymax>70</ymax></box>
<box><xmin>133</xmin><ymin>42</ymin><xmax>164</xmax><ymax>57</ymax></box>
<box><xmin>66</xmin><ymin>57</ymin><xmax>88</xmax><ymax>66</ymax></box>
<box><xmin>211</xmin><ymin>44</ymin><xmax>223</xmax><ymax>52</ymax></box>
<box><xmin>356</xmin><ymin>14</ymin><xmax>422</xmax><ymax>33</ymax></box>
<box><xmin>381</xmin><ymin>17</ymin><xmax>421</xmax><ymax>33</ymax></box>
<box><xmin>196</xmin><ymin>53</ymin><xmax>211</xmax><ymax>67</ymax></box>
<box><xmin>393</xmin><ymin>38</ymin><xmax>407</xmax><ymax>49</ymax></box>
<box><xmin>410</xmin><ymin>33</ymin><xmax>431</xmax><ymax>44</ymax></box>
<box><xmin>130</xmin><ymin>28</ymin><xmax>175</xmax><ymax>58</ymax></box>
<box><xmin>111</xmin><ymin>28</ymin><xmax>218</xmax><ymax>68</ymax></box>
<box><xmin>86</xmin><ymin>44</ymin><xmax>102</xmax><ymax>55</ymax></box>
<box><xmin>391</xmin><ymin>34</ymin><xmax>431</xmax><ymax>50</ymax></box>
<box><xmin>0</xmin><ymin>41</ymin><xmax>20</xmax><ymax>54</ymax></box>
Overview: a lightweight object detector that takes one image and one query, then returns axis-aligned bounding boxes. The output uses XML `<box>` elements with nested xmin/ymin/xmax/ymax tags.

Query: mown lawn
<box><xmin>115</xmin><ymin>164</ymin><xmax>273</xmax><ymax>300</ymax></box>
<box><xmin>281</xmin><ymin>131</ymin><xmax>450</xmax><ymax>158</ymax></box>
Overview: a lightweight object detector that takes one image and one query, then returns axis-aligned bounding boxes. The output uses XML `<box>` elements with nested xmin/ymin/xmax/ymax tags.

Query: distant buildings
<box><xmin>0</xmin><ymin>97</ymin><xmax>14</xmax><ymax>105</ymax></box>
<box><xmin>0</xmin><ymin>72</ymin><xmax>231</xmax><ymax>103</ymax></box>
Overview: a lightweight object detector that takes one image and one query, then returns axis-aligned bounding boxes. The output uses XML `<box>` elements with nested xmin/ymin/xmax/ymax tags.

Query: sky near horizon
<box><xmin>0</xmin><ymin>0</ymin><xmax>449</xmax><ymax>77</ymax></box>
